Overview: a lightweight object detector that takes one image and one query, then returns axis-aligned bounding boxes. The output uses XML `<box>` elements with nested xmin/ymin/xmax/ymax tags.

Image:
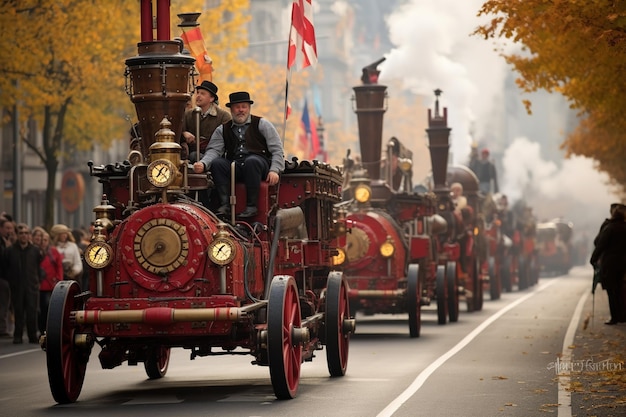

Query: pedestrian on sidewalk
<box><xmin>590</xmin><ymin>203</ymin><xmax>626</xmax><ymax>325</ymax></box>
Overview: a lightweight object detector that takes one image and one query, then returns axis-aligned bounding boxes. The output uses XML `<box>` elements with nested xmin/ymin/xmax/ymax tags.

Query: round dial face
<box><xmin>85</xmin><ymin>242</ymin><xmax>113</xmax><ymax>269</ymax></box>
<box><xmin>354</xmin><ymin>185</ymin><xmax>371</xmax><ymax>203</ymax></box>
<box><xmin>209</xmin><ymin>238</ymin><xmax>236</xmax><ymax>265</ymax></box>
<box><xmin>380</xmin><ymin>242</ymin><xmax>395</xmax><ymax>258</ymax></box>
<box><xmin>148</xmin><ymin>160</ymin><xmax>174</xmax><ymax>187</ymax></box>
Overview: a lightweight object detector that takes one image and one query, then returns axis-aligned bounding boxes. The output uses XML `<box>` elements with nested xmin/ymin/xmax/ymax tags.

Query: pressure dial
<box><xmin>147</xmin><ymin>159</ymin><xmax>175</xmax><ymax>187</ymax></box>
<box><xmin>85</xmin><ymin>242</ymin><xmax>113</xmax><ymax>269</ymax></box>
<box><xmin>208</xmin><ymin>238</ymin><xmax>236</xmax><ymax>266</ymax></box>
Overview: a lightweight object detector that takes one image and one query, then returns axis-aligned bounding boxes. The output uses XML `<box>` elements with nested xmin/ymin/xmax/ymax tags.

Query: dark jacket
<box><xmin>5</xmin><ymin>242</ymin><xmax>43</xmax><ymax>294</ymax></box>
<box><xmin>590</xmin><ymin>215</ymin><xmax>626</xmax><ymax>290</ymax></box>
<box><xmin>222</xmin><ymin>116</ymin><xmax>270</xmax><ymax>161</ymax></box>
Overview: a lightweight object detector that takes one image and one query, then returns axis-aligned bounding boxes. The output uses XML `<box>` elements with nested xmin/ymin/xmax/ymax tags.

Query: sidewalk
<box><xmin>570</xmin><ymin>288</ymin><xmax>626</xmax><ymax>417</ymax></box>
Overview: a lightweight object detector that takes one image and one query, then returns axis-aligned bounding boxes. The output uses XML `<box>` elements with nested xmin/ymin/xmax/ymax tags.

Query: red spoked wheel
<box><xmin>46</xmin><ymin>280</ymin><xmax>92</xmax><ymax>404</ymax></box>
<box><xmin>268</xmin><ymin>275</ymin><xmax>302</xmax><ymax>399</ymax></box>
<box><xmin>325</xmin><ymin>271</ymin><xmax>352</xmax><ymax>376</ymax></box>
<box><xmin>436</xmin><ymin>264</ymin><xmax>448</xmax><ymax>325</ymax></box>
<box><xmin>446</xmin><ymin>261</ymin><xmax>459</xmax><ymax>323</ymax></box>
<box><xmin>407</xmin><ymin>264</ymin><xmax>422</xmax><ymax>338</ymax></box>
<box><xmin>144</xmin><ymin>346</ymin><xmax>171</xmax><ymax>379</ymax></box>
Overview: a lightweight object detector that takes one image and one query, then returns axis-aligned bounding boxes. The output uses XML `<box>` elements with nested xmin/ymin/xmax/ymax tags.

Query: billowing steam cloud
<box><xmin>377</xmin><ymin>0</ymin><xmax>618</xmax><ymax>238</ymax></box>
<box><xmin>379</xmin><ymin>0</ymin><xmax>505</xmax><ymax>164</ymax></box>
<box><xmin>502</xmin><ymin>137</ymin><xmax>616</xmax><ymax>237</ymax></box>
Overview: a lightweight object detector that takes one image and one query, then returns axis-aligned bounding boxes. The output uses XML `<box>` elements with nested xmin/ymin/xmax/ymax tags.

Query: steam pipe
<box><xmin>140</xmin><ymin>0</ymin><xmax>153</xmax><ymax>42</ymax></box>
<box><xmin>156</xmin><ymin>0</ymin><xmax>170</xmax><ymax>40</ymax></box>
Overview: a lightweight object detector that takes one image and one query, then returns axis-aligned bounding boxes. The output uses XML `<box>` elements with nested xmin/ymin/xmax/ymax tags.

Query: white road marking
<box><xmin>377</xmin><ymin>278</ymin><xmax>560</xmax><ymax>417</ymax></box>
<box><xmin>0</xmin><ymin>348</ymin><xmax>40</xmax><ymax>359</ymax></box>
<box><xmin>557</xmin><ymin>290</ymin><xmax>589</xmax><ymax>417</ymax></box>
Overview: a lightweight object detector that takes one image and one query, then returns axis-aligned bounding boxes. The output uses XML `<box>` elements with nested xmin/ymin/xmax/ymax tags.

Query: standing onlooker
<box><xmin>38</xmin><ymin>231</ymin><xmax>64</xmax><ymax>335</ymax></box>
<box><xmin>470</xmin><ymin>148</ymin><xmax>499</xmax><ymax>195</ymax></box>
<box><xmin>50</xmin><ymin>224</ymin><xmax>82</xmax><ymax>282</ymax></box>
<box><xmin>590</xmin><ymin>204</ymin><xmax>626</xmax><ymax>325</ymax></box>
<box><xmin>0</xmin><ymin>216</ymin><xmax>16</xmax><ymax>337</ymax></box>
<box><xmin>5</xmin><ymin>223</ymin><xmax>43</xmax><ymax>343</ymax></box>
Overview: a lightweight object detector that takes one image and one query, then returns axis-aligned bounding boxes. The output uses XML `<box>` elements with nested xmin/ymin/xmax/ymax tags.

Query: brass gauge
<box><xmin>208</xmin><ymin>238</ymin><xmax>236</xmax><ymax>266</ymax></box>
<box><xmin>85</xmin><ymin>242</ymin><xmax>113</xmax><ymax>269</ymax></box>
<box><xmin>380</xmin><ymin>241</ymin><xmax>395</xmax><ymax>258</ymax></box>
<box><xmin>354</xmin><ymin>184</ymin><xmax>371</xmax><ymax>203</ymax></box>
<box><xmin>147</xmin><ymin>159</ymin><xmax>175</xmax><ymax>187</ymax></box>
<box><xmin>332</xmin><ymin>247</ymin><xmax>346</xmax><ymax>266</ymax></box>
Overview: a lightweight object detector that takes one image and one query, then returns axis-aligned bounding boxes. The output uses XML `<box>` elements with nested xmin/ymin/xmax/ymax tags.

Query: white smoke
<box><xmin>379</xmin><ymin>0</ymin><xmax>505</xmax><ymax>164</ymax></box>
<box><xmin>502</xmin><ymin>137</ymin><xmax>617</xmax><ymax>236</ymax></box>
<box><xmin>378</xmin><ymin>0</ymin><xmax>619</xmax><ymax>238</ymax></box>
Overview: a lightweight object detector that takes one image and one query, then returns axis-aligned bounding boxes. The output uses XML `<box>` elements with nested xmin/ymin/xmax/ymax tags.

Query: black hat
<box><xmin>196</xmin><ymin>80</ymin><xmax>219</xmax><ymax>101</ymax></box>
<box><xmin>226</xmin><ymin>91</ymin><xmax>254</xmax><ymax>107</ymax></box>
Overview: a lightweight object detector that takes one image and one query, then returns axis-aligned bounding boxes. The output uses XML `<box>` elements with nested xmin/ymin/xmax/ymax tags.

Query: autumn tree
<box><xmin>0</xmin><ymin>0</ymin><xmax>307</xmax><ymax>228</ymax></box>
<box><xmin>475</xmin><ymin>0</ymin><xmax>626</xmax><ymax>190</ymax></box>
<box><xmin>0</xmin><ymin>0</ymin><xmax>137</xmax><ymax>229</ymax></box>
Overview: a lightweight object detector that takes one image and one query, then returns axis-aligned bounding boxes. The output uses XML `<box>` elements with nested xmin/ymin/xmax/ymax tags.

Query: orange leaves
<box><xmin>475</xmin><ymin>0</ymin><xmax>626</xmax><ymax>190</ymax></box>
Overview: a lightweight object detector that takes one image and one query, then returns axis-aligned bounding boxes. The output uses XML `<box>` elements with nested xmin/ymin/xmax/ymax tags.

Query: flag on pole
<box><xmin>297</xmin><ymin>99</ymin><xmax>320</xmax><ymax>159</ymax></box>
<box><xmin>180</xmin><ymin>26</ymin><xmax>213</xmax><ymax>83</ymax></box>
<box><xmin>287</xmin><ymin>0</ymin><xmax>317</xmax><ymax>70</ymax></box>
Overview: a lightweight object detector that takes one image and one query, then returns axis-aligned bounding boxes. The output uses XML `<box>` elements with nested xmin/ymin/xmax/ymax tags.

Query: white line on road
<box><xmin>557</xmin><ymin>290</ymin><xmax>589</xmax><ymax>417</ymax></box>
<box><xmin>0</xmin><ymin>348</ymin><xmax>40</xmax><ymax>360</ymax></box>
<box><xmin>377</xmin><ymin>278</ymin><xmax>560</xmax><ymax>417</ymax></box>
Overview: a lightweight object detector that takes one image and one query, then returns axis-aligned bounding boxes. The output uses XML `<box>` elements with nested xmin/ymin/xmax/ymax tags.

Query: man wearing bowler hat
<box><xmin>193</xmin><ymin>91</ymin><xmax>284</xmax><ymax>218</ymax></box>
<box><xmin>181</xmin><ymin>80</ymin><xmax>231</xmax><ymax>163</ymax></box>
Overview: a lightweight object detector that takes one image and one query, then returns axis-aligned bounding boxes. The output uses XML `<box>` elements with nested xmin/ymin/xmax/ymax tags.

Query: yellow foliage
<box><xmin>475</xmin><ymin>0</ymin><xmax>626</xmax><ymax>188</ymax></box>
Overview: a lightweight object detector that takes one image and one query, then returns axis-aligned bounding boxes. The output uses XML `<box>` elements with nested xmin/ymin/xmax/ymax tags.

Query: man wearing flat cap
<box><xmin>181</xmin><ymin>80</ymin><xmax>231</xmax><ymax>163</ymax></box>
<box><xmin>193</xmin><ymin>91</ymin><xmax>285</xmax><ymax>218</ymax></box>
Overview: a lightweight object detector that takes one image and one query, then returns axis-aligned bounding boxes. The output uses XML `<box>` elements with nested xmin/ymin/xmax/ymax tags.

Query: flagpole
<box><xmin>282</xmin><ymin>69</ymin><xmax>292</xmax><ymax>145</ymax></box>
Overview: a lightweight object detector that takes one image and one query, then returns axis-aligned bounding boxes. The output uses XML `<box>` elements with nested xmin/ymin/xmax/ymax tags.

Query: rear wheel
<box><xmin>488</xmin><ymin>257</ymin><xmax>501</xmax><ymax>300</ymax></box>
<box><xmin>436</xmin><ymin>265</ymin><xmax>448</xmax><ymax>325</ymax></box>
<box><xmin>501</xmin><ymin>256</ymin><xmax>512</xmax><ymax>292</ymax></box>
<box><xmin>407</xmin><ymin>264</ymin><xmax>422</xmax><ymax>337</ymax></box>
<box><xmin>46</xmin><ymin>280</ymin><xmax>92</xmax><ymax>404</ymax></box>
<box><xmin>268</xmin><ymin>275</ymin><xmax>302</xmax><ymax>399</ymax></box>
<box><xmin>325</xmin><ymin>271</ymin><xmax>351</xmax><ymax>376</ymax></box>
<box><xmin>446</xmin><ymin>262</ymin><xmax>459</xmax><ymax>323</ymax></box>
<box><xmin>472</xmin><ymin>258</ymin><xmax>483</xmax><ymax>312</ymax></box>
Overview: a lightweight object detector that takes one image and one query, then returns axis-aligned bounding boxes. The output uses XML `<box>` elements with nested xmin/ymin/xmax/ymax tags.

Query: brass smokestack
<box><xmin>125</xmin><ymin>41</ymin><xmax>195</xmax><ymax>160</ymax></box>
<box><xmin>426</xmin><ymin>89</ymin><xmax>451</xmax><ymax>192</ymax></box>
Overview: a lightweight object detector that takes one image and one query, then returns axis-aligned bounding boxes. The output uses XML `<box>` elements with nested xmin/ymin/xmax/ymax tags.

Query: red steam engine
<box><xmin>40</xmin><ymin>1</ymin><xmax>354</xmax><ymax>403</ymax></box>
<box><xmin>335</xmin><ymin>63</ymin><xmax>460</xmax><ymax>338</ymax></box>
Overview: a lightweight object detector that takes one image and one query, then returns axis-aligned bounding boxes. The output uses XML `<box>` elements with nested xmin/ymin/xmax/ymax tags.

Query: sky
<box><xmin>369</xmin><ymin>0</ymin><xmax>617</xmax><ymax>238</ymax></box>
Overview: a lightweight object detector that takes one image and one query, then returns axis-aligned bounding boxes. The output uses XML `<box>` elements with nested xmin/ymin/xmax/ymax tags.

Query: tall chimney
<box><xmin>353</xmin><ymin>58</ymin><xmax>387</xmax><ymax>180</ymax></box>
<box><xmin>426</xmin><ymin>89</ymin><xmax>451</xmax><ymax>192</ymax></box>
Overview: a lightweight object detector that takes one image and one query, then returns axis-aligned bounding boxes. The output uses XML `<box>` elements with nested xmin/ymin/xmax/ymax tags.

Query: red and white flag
<box><xmin>287</xmin><ymin>0</ymin><xmax>317</xmax><ymax>70</ymax></box>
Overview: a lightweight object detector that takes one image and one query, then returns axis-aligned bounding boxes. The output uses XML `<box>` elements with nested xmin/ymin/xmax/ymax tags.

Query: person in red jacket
<box><xmin>38</xmin><ymin>231</ymin><xmax>64</xmax><ymax>336</ymax></box>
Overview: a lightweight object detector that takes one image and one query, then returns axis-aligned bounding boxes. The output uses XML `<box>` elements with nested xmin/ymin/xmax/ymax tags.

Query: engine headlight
<box><xmin>85</xmin><ymin>242</ymin><xmax>113</xmax><ymax>269</ymax></box>
<box><xmin>332</xmin><ymin>248</ymin><xmax>346</xmax><ymax>265</ymax></box>
<box><xmin>147</xmin><ymin>159</ymin><xmax>175</xmax><ymax>188</ymax></box>
<box><xmin>208</xmin><ymin>238</ymin><xmax>236</xmax><ymax>266</ymax></box>
<box><xmin>354</xmin><ymin>184</ymin><xmax>372</xmax><ymax>203</ymax></box>
<box><xmin>398</xmin><ymin>158</ymin><xmax>412</xmax><ymax>173</ymax></box>
<box><xmin>379</xmin><ymin>240</ymin><xmax>395</xmax><ymax>258</ymax></box>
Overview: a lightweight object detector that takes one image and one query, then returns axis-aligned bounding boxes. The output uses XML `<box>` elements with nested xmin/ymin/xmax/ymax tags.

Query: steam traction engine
<box><xmin>40</xmin><ymin>1</ymin><xmax>354</xmax><ymax>404</ymax></box>
<box><xmin>335</xmin><ymin>68</ymin><xmax>453</xmax><ymax>338</ymax></box>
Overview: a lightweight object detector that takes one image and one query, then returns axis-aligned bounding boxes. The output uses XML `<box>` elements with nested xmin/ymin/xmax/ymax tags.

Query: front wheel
<box><xmin>325</xmin><ymin>271</ymin><xmax>352</xmax><ymax>376</ymax></box>
<box><xmin>267</xmin><ymin>275</ymin><xmax>302</xmax><ymax>399</ymax></box>
<box><xmin>144</xmin><ymin>346</ymin><xmax>171</xmax><ymax>379</ymax></box>
<box><xmin>45</xmin><ymin>280</ymin><xmax>92</xmax><ymax>404</ymax></box>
